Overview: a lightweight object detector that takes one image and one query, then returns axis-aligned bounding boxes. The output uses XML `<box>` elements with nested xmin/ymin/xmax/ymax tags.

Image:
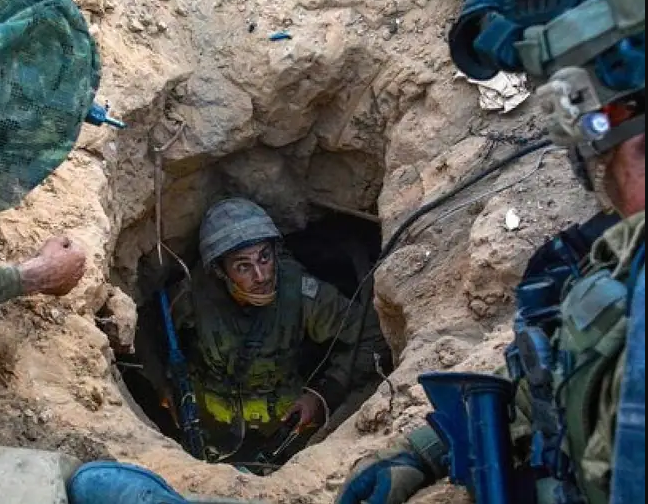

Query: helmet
<box><xmin>199</xmin><ymin>198</ymin><xmax>282</xmax><ymax>266</ymax></box>
<box><xmin>449</xmin><ymin>0</ymin><xmax>645</xmax><ymax>185</ymax></box>
<box><xmin>0</xmin><ymin>0</ymin><xmax>102</xmax><ymax>210</ymax></box>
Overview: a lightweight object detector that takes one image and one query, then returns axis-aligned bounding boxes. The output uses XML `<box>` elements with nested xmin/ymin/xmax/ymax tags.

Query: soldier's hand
<box><xmin>336</xmin><ymin>449</ymin><xmax>430</xmax><ymax>504</ymax></box>
<box><xmin>283</xmin><ymin>392</ymin><xmax>324</xmax><ymax>429</ymax></box>
<box><xmin>19</xmin><ymin>237</ymin><xmax>86</xmax><ymax>296</ymax></box>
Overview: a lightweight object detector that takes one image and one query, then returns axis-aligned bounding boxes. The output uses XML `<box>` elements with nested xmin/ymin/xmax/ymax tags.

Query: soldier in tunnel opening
<box><xmin>169</xmin><ymin>197</ymin><xmax>392</xmax><ymax>468</ymax></box>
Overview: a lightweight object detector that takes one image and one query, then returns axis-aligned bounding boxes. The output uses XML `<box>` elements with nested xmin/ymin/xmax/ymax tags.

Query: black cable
<box><xmin>344</xmin><ymin>286</ymin><xmax>371</xmax><ymax>394</ymax></box>
<box><xmin>379</xmin><ymin>139</ymin><xmax>552</xmax><ymax>260</ymax></box>
<box><xmin>308</xmin><ymin>138</ymin><xmax>553</xmax><ymax>409</ymax></box>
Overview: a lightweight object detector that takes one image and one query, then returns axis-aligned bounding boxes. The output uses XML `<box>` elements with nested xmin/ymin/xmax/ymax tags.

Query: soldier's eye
<box><xmin>236</xmin><ymin>264</ymin><xmax>252</xmax><ymax>275</ymax></box>
<box><xmin>259</xmin><ymin>248</ymin><xmax>273</xmax><ymax>263</ymax></box>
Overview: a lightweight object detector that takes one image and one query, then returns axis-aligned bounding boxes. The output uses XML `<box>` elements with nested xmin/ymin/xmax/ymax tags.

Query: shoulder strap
<box><xmin>523</xmin><ymin>212</ymin><xmax>620</xmax><ymax>280</ymax></box>
<box><xmin>558</xmin><ymin>214</ymin><xmax>645</xmax><ymax>504</ymax></box>
<box><xmin>589</xmin><ymin>211</ymin><xmax>646</xmax><ymax>278</ymax></box>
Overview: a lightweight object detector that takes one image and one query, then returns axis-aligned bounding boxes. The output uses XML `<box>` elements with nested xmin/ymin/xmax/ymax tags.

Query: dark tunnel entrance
<box><xmin>114</xmin><ymin>211</ymin><xmax>391</xmax><ymax>472</ymax></box>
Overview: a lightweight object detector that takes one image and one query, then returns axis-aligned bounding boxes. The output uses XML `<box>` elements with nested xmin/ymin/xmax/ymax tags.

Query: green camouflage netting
<box><xmin>0</xmin><ymin>0</ymin><xmax>101</xmax><ymax>210</ymax></box>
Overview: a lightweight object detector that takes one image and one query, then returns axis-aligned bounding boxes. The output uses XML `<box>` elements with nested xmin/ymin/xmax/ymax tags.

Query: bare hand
<box><xmin>19</xmin><ymin>237</ymin><xmax>86</xmax><ymax>296</ymax></box>
<box><xmin>283</xmin><ymin>392</ymin><xmax>324</xmax><ymax>429</ymax></box>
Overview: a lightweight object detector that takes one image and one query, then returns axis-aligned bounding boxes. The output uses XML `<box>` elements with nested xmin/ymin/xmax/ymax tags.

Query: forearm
<box><xmin>406</xmin><ymin>426</ymin><xmax>450</xmax><ymax>483</ymax></box>
<box><xmin>304</xmin><ymin>280</ymin><xmax>358</xmax><ymax>408</ymax></box>
<box><xmin>316</xmin><ymin>312</ymin><xmax>389</xmax><ymax>409</ymax></box>
<box><xmin>16</xmin><ymin>257</ymin><xmax>50</xmax><ymax>296</ymax></box>
<box><xmin>0</xmin><ymin>265</ymin><xmax>23</xmax><ymax>304</ymax></box>
<box><xmin>0</xmin><ymin>238</ymin><xmax>86</xmax><ymax>303</ymax></box>
<box><xmin>0</xmin><ymin>258</ymin><xmax>49</xmax><ymax>303</ymax></box>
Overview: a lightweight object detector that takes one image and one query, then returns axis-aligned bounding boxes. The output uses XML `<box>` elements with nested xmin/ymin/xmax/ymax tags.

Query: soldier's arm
<box><xmin>302</xmin><ymin>276</ymin><xmax>386</xmax><ymax>411</ymax></box>
<box><xmin>0</xmin><ymin>237</ymin><xmax>86</xmax><ymax>304</ymax></box>
<box><xmin>335</xmin><ymin>425</ymin><xmax>449</xmax><ymax>503</ymax></box>
<box><xmin>398</xmin><ymin>374</ymin><xmax>534</xmax><ymax>481</ymax></box>
<box><xmin>405</xmin><ymin>425</ymin><xmax>450</xmax><ymax>481</ymax></box>
<box><xmin>0</xmin><ymin>265</ymin><xmax>23</xmax><ymax>304</ymax></box>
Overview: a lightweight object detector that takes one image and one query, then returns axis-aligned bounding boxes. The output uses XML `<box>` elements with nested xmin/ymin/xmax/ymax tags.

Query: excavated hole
<box><xmin>111</xmin><ymin>208</ymin><xmax>389</xmax><ymax>472</ymax></box>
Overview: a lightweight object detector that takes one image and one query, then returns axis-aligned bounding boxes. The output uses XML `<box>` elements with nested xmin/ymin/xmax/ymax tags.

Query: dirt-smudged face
<box><xmin>222</xmin><ymin>241</ymin><xmax>276</xmax><ymax>295</ymax></box>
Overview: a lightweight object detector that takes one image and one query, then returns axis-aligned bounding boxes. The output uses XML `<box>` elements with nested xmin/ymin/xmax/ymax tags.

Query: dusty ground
<box><xmin>0</xmin><ymin>0</ymin><xmax>600</xmax><ymax>502</ymax></box>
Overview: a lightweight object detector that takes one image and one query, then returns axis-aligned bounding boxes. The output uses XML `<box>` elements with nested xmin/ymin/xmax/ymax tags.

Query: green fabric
<box><xmin>174</xmin><ymin>254</ymin><xmax>385</xmax><ymax>417</ymax></box>
<box><xmin>187</xmin><ymin>256</ymin><xmax>305</xmax><ymax>400</ymax></box>
<box><xmin>301</xmin><ymin>264</ymin><xmax>386</xmax><ymax>393</ymax></box>
<box><xmin>406</xmin><ymin>426</ymin><xmax>450</xmax><ymax>481</ymax></box>
<box><xmin>0</xmin><ymin>265</ymin><xmax>22</xmax><ymax>304</ymax></box>
<box><xmin>0</xmin><ymin>0</ymin><xmax>101</xmax><ymax>211</ymax></box>
<box><xmin>556</xmin><ymin>212</ymin><xmax>645</xmax><ymax>504</ymax></box>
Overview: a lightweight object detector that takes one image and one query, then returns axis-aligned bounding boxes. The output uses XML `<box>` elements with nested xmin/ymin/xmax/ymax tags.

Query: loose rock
<box><xmin>175</xmin><ymin>3</ymin><xmax>189</xmax><ymax>17</ymax></box>
<box><xmin>128</xmin><ymin>18</ymin><xmax>145</xmax><ymax>33</ymax></box>
<box><xmin>0</xmin><ymin>448</ymin><xmax>82</xmax><ymax>504</ymax></box>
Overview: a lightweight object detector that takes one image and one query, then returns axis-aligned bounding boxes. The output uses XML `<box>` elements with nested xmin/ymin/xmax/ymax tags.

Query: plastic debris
<box><xmin>505</xmin><ymin>209</ymin><xmax>522</xmax><ymax>231</ymax></box>
<box><xmin>86</xmin><ymin>102</ymin><xmax>127</xmax><ymax>129</ymax></box>
<box><xmin>455</xmin><ymin>71</ymin><xmax>531</xmax><ymax>113</ymax></box>
<box><xmin>269</xmin><ymin>31</ymin><xmax>292</xmax><ymax>41</ymax></box>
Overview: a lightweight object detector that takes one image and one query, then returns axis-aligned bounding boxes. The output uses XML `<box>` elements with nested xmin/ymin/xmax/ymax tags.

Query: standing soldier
<box><xmin>337</xmin><ymin>0</ymin><xmax>645</xmax><ymax>501</ymax></box>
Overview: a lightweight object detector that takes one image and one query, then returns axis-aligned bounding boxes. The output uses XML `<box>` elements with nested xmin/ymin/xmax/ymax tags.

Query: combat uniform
<box><xmin>173</xmin><ymin>253</ymin><xmax>388</xmax><ymax>457</ymax></box>
<box><xmin>0</xmin><ymin>265</ymin><xmax>22</xmax><ymax>304</ymax></box>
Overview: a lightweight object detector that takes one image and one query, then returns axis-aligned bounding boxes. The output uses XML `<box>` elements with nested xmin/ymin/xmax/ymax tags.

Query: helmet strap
<box><xmin>226</xmin><ymin>278</ymin><xmax>277</xmax><ymax>307</ymax></box>
<box><xmin>211</xmin><ymin>251</ymin><xmax>279</xmax><ymax>307</ymax></box>
<box><xmin>586</xmin><ymin>155</ymin><xmax>617</xmax><ymax>213</ymax></box>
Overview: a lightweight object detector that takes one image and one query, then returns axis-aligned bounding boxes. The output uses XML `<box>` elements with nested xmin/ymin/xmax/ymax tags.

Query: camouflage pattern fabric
<box><xmin>0</xmin><ymin>0</ymin><xmax>101</xmax><ymax>211</ymax></box>
<box><xmin>0</xmin><ymin>265</ymin><xmax>22</xmax><ymax>304</ymax></box>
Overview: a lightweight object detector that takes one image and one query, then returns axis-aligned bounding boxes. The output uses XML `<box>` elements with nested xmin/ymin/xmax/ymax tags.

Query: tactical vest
<box><xmin>508</xmin><ymin>211</ymin><xmax>645</xmax><ymax>504</ymax></box>
<box><xmin>557</xmin><ymin>211</ymin><xmax>645</xmax><ymax>504</ymax></box>
<box><xmin>190</xmin><ymin>257</ymin><xmax>305</xmax><ymax>425</ymax></box>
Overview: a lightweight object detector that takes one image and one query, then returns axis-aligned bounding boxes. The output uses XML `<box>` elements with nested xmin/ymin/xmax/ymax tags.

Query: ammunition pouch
<box><xmin>200</xmin><ymin>390</ymin><xmax>296</xmax><ymax>428</ymax></box>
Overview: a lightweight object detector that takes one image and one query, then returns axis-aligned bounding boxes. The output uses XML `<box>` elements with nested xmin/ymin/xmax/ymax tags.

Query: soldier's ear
<box><xmin>273</xmin><ymin>240</ymin><xmax>284</xmax><ymax>257</ymax></box>
<box><xmin>208</xmin><ymin>260</ymin><xmax>228</xmax><ymax>280</ymax></box>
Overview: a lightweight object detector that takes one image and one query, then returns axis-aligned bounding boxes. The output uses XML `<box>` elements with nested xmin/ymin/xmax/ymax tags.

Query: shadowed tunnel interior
<box><xmin>113</xmin><ymin>211</ymin><xmax>389</xmax><ymax>470</ymax></box>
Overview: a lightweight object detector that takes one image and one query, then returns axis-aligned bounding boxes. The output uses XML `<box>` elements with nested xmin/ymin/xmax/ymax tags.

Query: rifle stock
<box><xmin>419</xmin><ymin>372</ymin><xmax>516</xmax><ymax>504</ymax></box>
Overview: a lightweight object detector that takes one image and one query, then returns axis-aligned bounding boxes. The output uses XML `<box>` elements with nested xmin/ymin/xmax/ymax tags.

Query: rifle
<box><xmin>159</xmin><ymin>290</ymin><xmax>206</xmax><ymax>460</ymax></box>
<box><xmin>256</xmin><ymin>412</ymin><xmax>302</xmax><ymax>466</ymax></box>
<box><xmin>419</xmin><ymin>372</ymin><xmax>517</xmax><ymax>504</ymax></box>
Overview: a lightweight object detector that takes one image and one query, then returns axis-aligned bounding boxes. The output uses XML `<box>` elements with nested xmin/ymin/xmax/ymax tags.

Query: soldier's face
<box><xmin>222</xmin><ymin>241</ymin><xmax>276</xmax><ymax>295</ymax></box>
